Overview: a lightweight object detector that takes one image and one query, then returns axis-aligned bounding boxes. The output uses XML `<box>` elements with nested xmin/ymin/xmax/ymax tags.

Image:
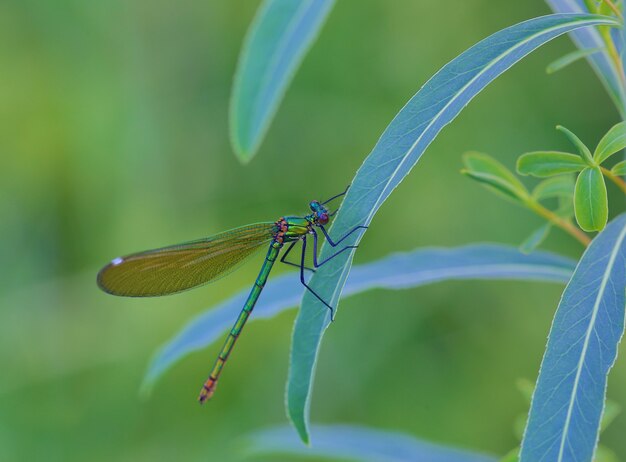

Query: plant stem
<box><xmin>602</xmin><ymin>26</ymin><xmax>626</xmax><ymax>83</ymax></box>
<box><xmin>604</xmin><ymin>0</ymin><xmax>623</xmax><ymax>18</ymax></box>
<box><xmin>527</xmin><ymin>200</ymin><xmax>591</xmax><ymax>246</ymax></box>
<box><xmin>600</xmin><ymin>166</ymin><xmax>626</xmax><ymax>194</ymax></box>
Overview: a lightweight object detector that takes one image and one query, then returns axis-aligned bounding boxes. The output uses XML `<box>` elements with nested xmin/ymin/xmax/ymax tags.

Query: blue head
<box><xmin>309</xmin><ymin>200</ymin><xmax>329</xmax><ymax>225</ymax></box>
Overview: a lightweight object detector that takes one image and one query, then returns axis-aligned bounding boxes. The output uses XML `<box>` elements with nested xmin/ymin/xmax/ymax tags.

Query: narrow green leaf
<box><xmin>532</xmin><ymin>175</ymin><xmax>575</xmax><ymax>200</ymax></box>
<box><xmin>286</xmin><ymin>14</ymin><xmax>619</xmax><ymax>443</ymax></box>
<box><xmin>518</xmin><ymin>151</ymin><xmax>586</xmax><ymax>177</ymax></box>
<box><xmin>611</xmin><ymin>159</ymin><xmax>626</xmax><ymax>175</ymax></box>
<box><xmin>230</xmin><ymin>0</ymin><xmax>335</xmax><ymax>162</ymax></box>
<box><xmin>546</xmin><ymin>47</ymin><xmax>602</xmax><ymax>74</ymax></box>
<box><xmin>520</xmin><ymin>223</ymin><xmax>552</xmax><ymax>253</ymax></box>
<box><xmin>556</xmin><ymin>125</ymin><xmax>595</xmax><ymax>164</ymax></box>
<box><xmin>574</xmin><ymin>167</ymin><xmax>608</xmax><ymax>231</ymax></box>
<box><xmin>462</xmin><ymin>152</ymin><xmax>529</xmax><ymax>202</ymax></box>
<box><xmin>594</xmin><ymin>121</ymin><xmax>626</xmax><ymax>163</ymax></box>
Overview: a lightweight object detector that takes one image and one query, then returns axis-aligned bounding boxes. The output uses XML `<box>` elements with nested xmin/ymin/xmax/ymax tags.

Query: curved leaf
<box><xmin>594</xmin><ymin>121</ymin><xmax>626</xmax><ymax>164</ymax></box>
<box><xmin>141</xmin><ymin>245</ymin><xmax>575</xmax><ymax>393</ymax></box>
<box><xmin>574</xmin><ymin>166</ymin><xmax>608</xmax><ymax>231</ymax></box>
<box><xmin>287</xmin><ymin>14</ymin><xmax>618</xmax><ymax>443</ymax></box>
<box><xmin>462</xmin><ymin>152</ymin><xmax>529</xmax><ymax>202</ymax></box>
<box><xmin>245</xmin><ymin>424</ymin><xmax>498</xmax><ymax>462</ymax></box>
<box><xmin>556</xmin><ymin>125</ymin><xmax>594</xmax><ymax>165</ymax></box>
<box><xmin>230</xmin><ymin>0</ymin><xmax>335</xmax><ymax>162</ymax></box>
<box><xmin>520</xmin><ymin>214</ymin><xmax>626</xmax><ymax>462</ymax></box>
<box><xmin>517</xmin><ymin>151</ymin><xmax>586</xmax><ymax>177</ymax></box>
<box><xmin>546</xmin><ymin>0</ymin><xmax>626</xmax><ymax>116</ymax></box>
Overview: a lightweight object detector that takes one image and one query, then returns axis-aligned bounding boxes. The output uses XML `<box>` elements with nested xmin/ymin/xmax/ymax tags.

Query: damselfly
<box><xmin>97</xmin><ymin>188</ymin><xmax>365</xmax><ymax>402</ymax></box>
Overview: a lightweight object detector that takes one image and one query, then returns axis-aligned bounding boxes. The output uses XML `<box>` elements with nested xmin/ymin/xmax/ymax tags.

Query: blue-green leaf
<box><xmin>245</xmin><ymin>425</ymin><xmax>497</xmax><ymax>462</ymax></box>
<box><xmin>520</xmin><ymin>214</ymin><xmax>626</xmax><ymax>462</ymax></box>
<box><xmin>141</xmin><ymin>245</ymin><xmax>575</xmax><ymax>394</ymax></box>
<box><xmin>546</xmin><ymin>0</ymin><xmax>626</xmax><ymax>116</ymax></box>
<box><xmin>546</xmin><ymin>47</ymin><xmax>603</xmax><ymax>74</ymax></box>
<box><xmin>287</xmin><ymin>13</ymin><xmax>618</xmax><ymax>443</ymax></box>
<box><xmin>230</xmin><ymin>0</ymin><xmax>335</xmax><ymax>162</ymax></box>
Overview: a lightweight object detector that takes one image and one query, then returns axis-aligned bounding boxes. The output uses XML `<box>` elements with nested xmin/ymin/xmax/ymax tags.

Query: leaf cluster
<box><xmin>463</xmin><ymin>122</ymin><xmax>626</xmax><ymax>252</ymax></box>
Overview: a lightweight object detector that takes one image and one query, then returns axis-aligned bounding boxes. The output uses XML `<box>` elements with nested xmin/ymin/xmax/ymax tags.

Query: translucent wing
<box><xmin>97</xmin><ymin>223</ymin><xmax>276</xmax><ymax>297</ymax></box>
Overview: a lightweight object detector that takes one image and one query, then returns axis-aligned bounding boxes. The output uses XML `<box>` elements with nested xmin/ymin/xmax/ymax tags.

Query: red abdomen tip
<box><xmin>198</xmin><ymin>379</ymin><xmax>217</xmax><ymax>404</ymax></box>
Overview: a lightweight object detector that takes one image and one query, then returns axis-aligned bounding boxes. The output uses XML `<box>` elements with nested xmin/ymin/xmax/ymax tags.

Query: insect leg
<box><xmin>299</xmin><ymin>236</ymin><xmax>335</xmax><ymax>320</ymax></box>
<box><xmin>321</xmin><ymin>184</ymin><xmax>350</xmax><ymax>205</ymax></box>
<box><xmin>280</xmin><ymin>240</ymin><xmax>315</xmax><ymax>273</ymax></box>
<box><xmin>311</xmin><ymin>228</ymin><xmax>357</xmax><ymax>268</ymax></box>
<box><xmin>319</xmin><ymin>224</ymin><xmax>368</xmax><ymax>247</ymax></box>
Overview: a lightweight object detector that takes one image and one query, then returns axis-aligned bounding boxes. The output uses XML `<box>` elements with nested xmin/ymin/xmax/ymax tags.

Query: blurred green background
<box><xmin>1</xmin><ymin>1</ymin><xmax>624</xmax><ymax>460</ymax></box>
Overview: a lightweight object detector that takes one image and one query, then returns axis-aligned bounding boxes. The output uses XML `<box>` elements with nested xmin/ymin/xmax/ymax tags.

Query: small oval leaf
<box><xmin>463</xmin><ymin>152</ymin><xmax>529</xmax><ymax>202</ymax></box>
<box><xmin>574</xmin><ymin>167</ymin><xmax>608</xmax><ymax>231</ymax></box>
<box><xmin>594</xmin><ymin>121</ymin><xmax>626</xmax><ymax>164</ymax></box>
<box><xmin>230</xmin><ymin>0</ymin><xmax>335</xmax><ymax>162</ymax></box>
<box><xmin>517</xmin><ymin>151</ymin><xmax>586</xmax><ymax>177</ymax></box>
<box><xmin>520</xmin><ymin>214</ymin><xmax>626</xmax><ymax>462</ymax></box>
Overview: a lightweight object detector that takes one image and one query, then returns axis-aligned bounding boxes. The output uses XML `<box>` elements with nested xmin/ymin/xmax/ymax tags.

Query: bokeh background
<box><xmin>1</xmin><ymin>1</ymin><xmax>624</xmax><ymax>461</ymax></box>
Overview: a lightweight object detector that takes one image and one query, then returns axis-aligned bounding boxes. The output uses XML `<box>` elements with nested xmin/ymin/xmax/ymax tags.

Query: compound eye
<box><xmin>318</xmin><ymin>212</ymin><xmax>329</xmax><ymax>225</ymax></box>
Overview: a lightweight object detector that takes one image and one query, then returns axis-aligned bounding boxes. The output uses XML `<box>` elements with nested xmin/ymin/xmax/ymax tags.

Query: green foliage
<box><xmin>464</xmin><ymin>152</ymin><xmax>580</xmax><ymax>250</ymax></box>
<box><xmin>574</xmin><ymin>167</ymin><xmax>608</xmax><ymax>231</ymax></box>
<box><xmin>513</xmin><ymin>123</ymin><xmax>626</xmax><ymax>232</ymax></box>
<box><xmin>462</xmin><ymin>152</ymin><xmax>530</xmax><ymax>203</ymax></box>
<box><xmin>517</xmin><ymin>151</ymin><xmax>587</xmax><ymax>177</ymax></box>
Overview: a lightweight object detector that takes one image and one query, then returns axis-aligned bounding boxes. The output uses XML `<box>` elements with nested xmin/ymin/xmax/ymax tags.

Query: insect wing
<box><xmin>97</xmin><ymin>223</ymin><xmax>275</xmax><ymax>296</ymax></box>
